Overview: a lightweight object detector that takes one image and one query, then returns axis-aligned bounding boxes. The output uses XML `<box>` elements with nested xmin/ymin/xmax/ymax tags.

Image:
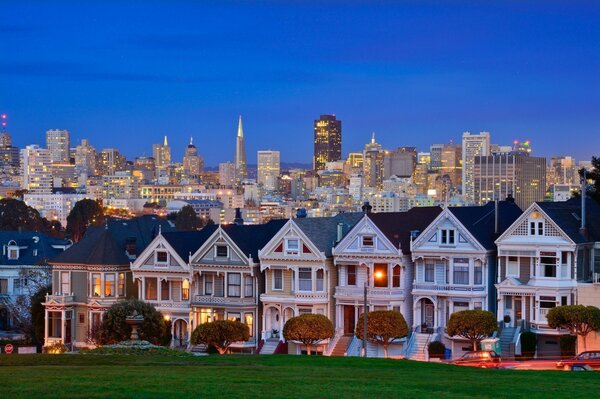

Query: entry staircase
<box><xmin>259</xmin><ymin>338</ymin><xmax>280</xmax><ymax>355</ymax></box>
<box><xmin>329</xmin><ymin>335</ymin><xmax>352</xmax><ymax>356</ymax></box>
<box><xmin>189</xmin><ymin>344</ymin><xmax>208</xmax><ymax>355</ymax></box>
<box><xmin>405</xmin><ymin>333</ymin><xmax>432</xmax><ymax>361</ymax></box>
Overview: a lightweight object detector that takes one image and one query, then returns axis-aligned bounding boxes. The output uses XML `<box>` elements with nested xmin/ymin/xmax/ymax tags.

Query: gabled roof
<box><xmin>221</xmin><ymin>219</ymin><xmax>288</xmax><ymax>259</ymax></box>
<box><xmin>448</xmin><ymin>201</ymin><xmax>522</xmax><ymax>250</ymax></box>
<box><xmin>294</xmin><ymin>213</ymin><xmax>363</xmax><ymax>256</ymax></box>
<box><xmin>0</xmin><ymin>231</ymin><xmax>70</xmax><ymax>266</ymax></box>
<box><xmin>537</xmin><ymin>197</ymin><xmax>600</xmax><ymax>244</ymax></box>
<box><xmin>161</xmin><ymin>224</ymin><xmax>219</xmax><ymax>261</ymax></box>
<box><xmin>366</xmin><ymin>207</ymin><xmax>443</xmax><ymax>254</ymax></box>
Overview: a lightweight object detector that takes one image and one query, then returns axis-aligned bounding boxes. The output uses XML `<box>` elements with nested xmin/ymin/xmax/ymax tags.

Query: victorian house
<box><xmin>44</xmin><ymin>216</ymin><xmax>172</xmax><ymax>349</ymax></box>
<box><xmin>190</xmin><ymin>219</ymin><xmax>286</xmax><ymax>353</ymax></box>
<box><xmin>410</xmin><ymin>200</ymin><xmax>521</xmax><ymax>358</ymax></box>
<box><xmin>258</xmin><ymin>213</ymin><xmax>362</xmax><ymax>354</ymax></box>
<box><xmin>332</xmin><ymin>206</ymin><xmax>442</xmax><ymax>356</ymax></box>
<box><xmin>495</xmin><ymin>197</ymin><xmax>600</xmax><ymax>357</ymax></box>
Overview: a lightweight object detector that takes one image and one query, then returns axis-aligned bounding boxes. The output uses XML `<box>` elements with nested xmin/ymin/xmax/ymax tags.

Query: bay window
<box><xmin>299</xmin><ymin>268</ymin><xmax>312</xmax><ymax>291</ymax></box>
<box><xmin>227</xmin><ymin>273</ymin><xmax>241</xmax><ymax>297</ymax></box>
<box><xmin>104</xmin><ymin>273</ymin><xmax>115</xmax><ymax>297</ymax></box>
<box><xmin>145</xmin><ymin>277</ymin><xmax>158</xmax><ymax>300</ymax></box>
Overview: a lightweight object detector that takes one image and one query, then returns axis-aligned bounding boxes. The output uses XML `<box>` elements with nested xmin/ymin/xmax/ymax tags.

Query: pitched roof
<box><xmin>294</xmin><ymin>213</ymin><xmax>363</xmax><ymax>256</ymax></box>
<box><xmin>222</xmin><ymin>219</ymin><xmax>288</xmax><ymax>259</ymax></box>
<box><xmin>0</xmin><ymin>231</ymin><xmax>70</xmax><ymax>266</ymax></box>
<box><xmin>449</xmin><ymin>201</ymin><xmax>523</xmax><ymax>250</ymax></box>
<box><xmin>161</xmin><ymin>224</ymin><xmax>219</xmax><ymax>261</ymax></box>
<box><xmin>367</xmin><ymin>206</ymin><xmax>443</xmax><ymax>254</ymax></box>
<box><xmin>537</xmin><ymin>197</ymin><xmax>600</xmax><ymax>244</ymax></box>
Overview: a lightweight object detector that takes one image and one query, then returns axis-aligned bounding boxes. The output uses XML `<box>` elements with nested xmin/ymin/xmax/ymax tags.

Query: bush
<box><xmin>519</xmin><ymin>331</ymin><xmax>537</xmax><ymax>360</ymax></box>
<box><xmin>191</xmin><ymin>320</ymin><xmax>249</xmax><ymax>354</ymax></box>
<box><xmin>547</xmin><ymin>305</ymin><xmax>600</xmax><ymax>351</ymax></box>
<box><xmin>447</xmin><ymin>310</ymin><xmax>497</xmax><ymax>351</ymax></box>
<box><xmin>428</xmin><ymin>341</ymin><xmax>446</xmax><ymax>359</ymax></box>
<box><xmin>97</xmin><ymin>299</ymin><xmax>171</xmax><ymax>346</ymax></box>
<box><xmin>43</xmin><ymin>342</ymin><xmax>68</xmax><ymax>354</ymax></box>
<box><xmin>355</xmin><ymin>310</ymin><xmax>409</xmax><ymax>358</ymax></box>
<box><xmin>283</xmin><ymin>314</ymin><xmax>334</xmax><ymax>355</ymax></box>
<box><xmin>560</xmin><ymin>335</ymin><xmax>577</xmax><ymax>358</ymax></box>
<box><xmin>82</xmin><ymin>340</ymin><xmax>192</xmax><ymax>357</ymax></box>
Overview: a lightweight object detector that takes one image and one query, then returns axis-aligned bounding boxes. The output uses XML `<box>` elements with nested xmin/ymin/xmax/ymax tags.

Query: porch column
<box><xmin>224</xmin><ymin>272</ymin><xmax>228</xmax><ymax>298</ymax></box>
<box><xmin>60</xmin><ymin>309</ymin><xmax>66</xmax><ymax>343</ymax></box>
<box><xmin>240</xmin><ymin>273</ymin><xmax>245</xmax><ymax>299</ymax></box>
<box><xmin>141</xmin><ymin>277</ymin><xmax>145</xmax><ymax>300</ymax></box>
<box><xmin>497</xmin><ymin>295</ymin><xmax>504</xmax><ymax>321</ymax></box>
<box><xmin>44</xmin><ymin>308</ymin><xmax>49</xmax><ymax>345</ymax></box>
<box><xmin>520</xmin><ymin>296</ymin><xmax>525</xmax><ymax>322</ymax></box>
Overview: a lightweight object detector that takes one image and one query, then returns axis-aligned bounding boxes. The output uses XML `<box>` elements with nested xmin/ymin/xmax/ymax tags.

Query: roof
<box><xmin>294</xmin><ymin>213</ymin><xmax>363</xmax><ymax>256</ymax></box>
<box><xmin>51</xmin><ymin>215</ymin><xmax>174</xmax><ymax>266</ymax></box>
<box><xmin>161</xmin><ymin>224</ymin><xmax>219</xmax><ymax>260</ymax></box>
<box><xmin>367</xmin><ymin>207</ymin><xmax>443</xmax><ymax>254</ymax></box>
<box><xmin>449</xmin><ymin>201</ymin><xmax>523</xmax><ymax>250</ymax></box>
<box><xmin>537</xmin><ymin>197</ymin><xmax>600</xmax><ymax>244</ymax></box>
<box><xmin>0</xmin><ymin>231</ymin><xmax>70</xmax><ymax>266</ymax></box>
<box><xmin>222</xmin><ymin>219</ymin><xmax>288</xmax><ymax>259</ymax></box>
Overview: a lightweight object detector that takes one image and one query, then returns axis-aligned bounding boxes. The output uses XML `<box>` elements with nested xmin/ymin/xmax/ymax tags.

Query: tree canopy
<box><xmin>355</xmin><ymin>310</ymin><xmax>409</xmax><ymax>357</ymax></box>
<box><xmin>191</xmin><ymin>320</ymin><xmax>249</xmax><ymax>354</ymax></box>
<box><xmin>580</xmin><ymin>156</ymin><xmax>600</xmax><ymax>205</ymax></box>
<box><xmin>283</xmin><ymin>314</ymin><xmax>334</xmax><ymax>355</ymax></box>
<box><xmin>547</xmin><ymin>305</ymin><xmax>600</xmax><ymax>351</ymax></box>
<box><xmin>174</xmin><ymin>205</ymin><xmax>203</xmax><ymax>231</ymax></box>
<box><xmin>447</xmin><ymin>310</ymin><xmax>497</xmax><ymax>351</ymax></box>
<box><xmin>0</xmin><ymin>198</ymin><xmax>45</xmax><ymax>231</ymax></box>
<box><xmin>66</xmin><ymin>199</ymin><xmax>104</xmax><ymax>242</ymax></box>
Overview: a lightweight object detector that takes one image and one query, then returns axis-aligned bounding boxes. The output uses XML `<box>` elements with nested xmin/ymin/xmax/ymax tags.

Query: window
<box><xmin>228</xmin><ymin>273</ymin><xmax>241</xmax><ymax>297</ymax></box>
<box><xmin>347</xmin><ymin>265</ymin><xmax>357</xmax><ymax>286</ymax></box>
<box><xmin>244</xmin><ymin>275</ymin><xmax>253</xmax><ymax>297</ymax></box>
<box><xmin>244</xmin><ymin>313</ymin><xmax>254</xmax><ymax>337</ymax></box>
<box><xmin>425</xmin><ymin>262</ymin><xmax>435</xmax><ymax>282</ymax></box>
<box><xmin>104</xmin><ymin>273</ymin><xmax>115</xmax><ymax>297</ymax></box>
<box><xmin>92</xmin><ymin>273</ymin><xmax>101</xmax><ymax>297</ymax></box>
<box><xmin>216</xmin><ymin>245</ymin><xmax>228</xmax><ymax>258</ymax></box>
<box><xmin>441</xmin><ymin>229</ymin><xmax>455</xmax><ymax>245</ymax></box>
<box><xmin>79</xmin><ymin>313</ymin><xmax>85</xmax><ymax>324</ymax></box>
<box><xmin>374</xmin><ymin>264</ymin><xmax>388</xmax><ymax>287</ymax></box>
<box><xmin>316</xmin><ymin>269</ymin><xmax>324</xmax><ymax>291</ymax></box>
<box><xmin>474</xmin><ymin>302</ymin><xmax>483</xmax><ymax>310</ymax></box>
<box><xmin>0</xmin><ymin>278</ymin><xmax>7</xmax><ymax>295</ymax></box>
<box><xmin>285</xmin><ymin>239</ymin><xmax>299</xmax><ymax>254</ymax></box>
<box><xmin>227</xmin><ymin>312</ymin><xmax>241</xmax><ymax>322</ymax></box>
<box><xmin>392</xmin><ymin>265</ymin><xmax>401</xmax><ymax>288</ymax></box>
<box><xmin>156</xmin><ymin>251</ymin><xmax>168</xmax><ymax>264</ymax></box>
<box><xmin>453</xmin><ymin>260</ymin><xmax>469</xmax><ymax>285</ymax></box>
<box><xmin>273</xmin><ymin>269</ymin><xmax>283</xmax><ymax>290</ymax></box>
<box><xmin>7</xmin><ymin>248</ymin><xmax>18</xmax><ymax>260</ymax></box>
<box><xmin>145</xmin><ymin>277</ymin><xmax>158</xmax><ymax>300</ymax></box>
<box><xmin>61</xmin><ymin>271</ymin><xmax>70</xmax><ymax>295</ymax></box>
<box><xmin>362</xmin><ymin>235</ymin><xmax>374</xmax><ymax>247</ymax></box>
<box><xmin>474</xmin><ymin>265</ymin><xmax>483</xmax><ymax>285</ymax></box>
<box><xmin>529</xmin><ymin>221</ymin><xmax>544</xmax><ymax>236</ymax></box>
<box><xmin>48</xmin><ymin>311</ymin><xmax>62</xmax><ymax>338</ymax></box>
<box><xmin>118</xmin><ymin>273</ymin><xmax>125</xmax><ymax>296</ymax></box>
<box><xmin>181</xmin><ymin>279</ymin><xmax>190</xmax><ymax>301</ymax></box>
<box><xmin>161</xmin><ymin>280</ymin><xmax>170</xmax><ymax>301</ymax></box>
<box><xmin>507</xmin><ymin>257</ymin><xmax>519</xmax><ymax>276</ymax></box>
<box><xmin>541</xmin><ymin>256</ymin><xmax>557</xmax><ymax>278</ymax></box>
<box><xmin>299</xmin><ymin>268</ymin><xmax>312</xmax><ymax>291</ymax></box>
<box><xmin>204</xmin><ymin>277</ymin><xmax>213</xmax><ymax>295</ymax></box>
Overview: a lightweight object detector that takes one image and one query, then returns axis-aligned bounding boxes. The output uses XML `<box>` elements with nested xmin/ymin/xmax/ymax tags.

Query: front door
<box><xmin>514</xmin><ymin>297</ymin><xmax>522</xmax><ymax>323</ymax></box>
<box><xmin>343</xmin><ymin>305</ymin><xmax>355</xmax><ymax>335</ymax></box>
<box><xmin>424</xmin><ymin>303</ymin><xmax>434</xmax><ymax>329</ymax></box>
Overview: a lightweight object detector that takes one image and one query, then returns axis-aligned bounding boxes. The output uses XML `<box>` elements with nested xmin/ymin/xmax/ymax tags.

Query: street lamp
<box><xmin>363</xmin><ymin>270</ymin><xmax>384</xmax><ymax>358</ymax></box>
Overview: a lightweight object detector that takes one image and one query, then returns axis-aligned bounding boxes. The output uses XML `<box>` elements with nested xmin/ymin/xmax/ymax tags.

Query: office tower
<box><xmin>257</xmin><ymin>150</ymin><xmax>280</xmax><ymax>191</ymax></box>
<box><xmin>429</xmin><ymin>144</ymin><xmax>444</xmax><ymax>170</ymax></box>
<box><xmin>153</xmin><ymin>136</ymin><xmax>171</xmax><ymax>171</ymax></box>
<box><xmin>474</xmin><ymin>151</ymin><xmax>546</xmax><ymax>210</ymax></box>
<box><xmin>46</xmin><ymin>129</ymin><xmax>71</xmax><ymax>163</ymax></box>
<box><xmin>74</xmin><ymin>139</ymin><xmax>97</xmax><ymax>178</ymax></box>
<box><xmin>235</xmin><ymin>115</ymin><xmax>247</xmax><ymax>184</ymax></box>
<box><xmin>133</xmin><ymin>156</ymin><xmax>156</xmax><ymax>182</ymax></box>
<box><xmin>440</xmin><ymin>143</ymin><xmax>462</xmax><ymax>187</ymax></box>
<box><xmin>363</xmin><ymin>132</ymin><xmax>384</xmax><ymax>189</ymax></box>
<box><xmin>549</xmin><ymin>156</ymin><xmax>577</xmax><ymax>186</ymax></box>
<box><xmin>219</xmin><ymin>162</ymin><xmax>236</xmax><ymax>187</ymax></box>
<box><xmin>97</xmin><ymin>148</ymin><xmax>126</xmax><ymax>176</ymax></box>
<box><xmin>384</xmin><ymin>147</ymin><xmax>417</xmax><ymax>179</ymax></box>
<box><xmin>0</xmin><ymin>130</ymin><xmax>19</xmax><ymax>169</ymax></box>
<box><xmin>462</xmin><ymin>131</ymin><xmax>491</xmax><ymax>203</ymax></box>
<box><xmin>20</xmin><ymin>145</ymin><xmax>53</xmax><ymax>194</ymax></box>
<box><xmin>183</xmin><ymin>137</ymin><xmax>204</xmax><ymax>179</ymax></box>
<box><xmin>313</xmin><ymin>114</ymin><xmax>342</xmax><ymax>172</ymax></box>
<box><xmin>349</xmin><ymin>174</ymin><xmax>364</xmax><ymax>202</ymax></box>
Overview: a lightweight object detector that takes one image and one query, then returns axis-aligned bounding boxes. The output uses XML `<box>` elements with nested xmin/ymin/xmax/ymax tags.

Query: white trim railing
<box><xmin>413</xmin><ymin>283</ymin><xmax>485</xmax><ymax>292</ymax></box>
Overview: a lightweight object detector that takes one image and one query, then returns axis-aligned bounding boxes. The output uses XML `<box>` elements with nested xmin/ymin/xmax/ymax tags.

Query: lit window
<box><xmin>182</xmin><ymin>279</ymin><xmax>190</xmax><ymax>301</ymax></box>
<box><xmin>104</xmin><ymin>273</ymin><xmax>115</xmax><ymax>297</ymax></box>
<box><xmin>245</xmin><ymin>313</ymin><xmax>253</xmax><ymax>337</ymax></box>
<box><xmin>118</xmin><ymin>273</ymin><xmax>125</xmax><ymax>296</ymax></box>
<box><xmin>145</xmin><ymin>278</ymin><xmax>158</xmax><ymax>300</ymax></box>
<box><xmin>92</xmin><ymin>273</ymin><xmax>101</xmax><ymax>297</ymax></box>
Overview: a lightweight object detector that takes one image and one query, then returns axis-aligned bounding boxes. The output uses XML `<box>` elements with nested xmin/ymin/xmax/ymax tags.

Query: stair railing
<box><xmin>324</xmin><ymin>334</ymin><xmax>341</xmax><ymax>356</ymax></box>
<box><xmin>403</xmin><ymin>326</ymin><xmax>418</xmax><ymax>358</ymax></box>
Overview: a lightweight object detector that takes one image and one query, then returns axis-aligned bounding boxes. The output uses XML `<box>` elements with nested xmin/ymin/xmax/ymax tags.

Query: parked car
<box><xmin>451</xmin><ymin>350</ymin><xmax>502</xmax><ymax>368</ymax></box>
<box><xmin>556</xmin><ymin>351</ymin><xmax>600</xmax><ymax>371</ymax></box>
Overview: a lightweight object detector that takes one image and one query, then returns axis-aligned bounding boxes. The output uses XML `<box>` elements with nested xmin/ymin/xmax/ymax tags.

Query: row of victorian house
<box><xmin>41</xmin><ymin>196</ymin><xmax>600</xmax><ymax>358</ymax></box>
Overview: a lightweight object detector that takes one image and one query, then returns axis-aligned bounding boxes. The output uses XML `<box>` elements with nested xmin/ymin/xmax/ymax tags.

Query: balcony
<box><xmin>412</xmin><ymin>283</ymin><xmax>485</xmax><ymax>293</ymax></box>
<box><xmin>45</xmin><ymin>294</ymin><xmax>75</xmax><ymax>304</ymax></box>
<box><xmin>335</xmin><ymin>286</ymin><xmax>405</xmax><ymax>298</ymax></box>
<box><xmin>148</xmin><ymin>300</ymin><xmax>191</xmax><ymax>310</ymax></box>
<box><xmin>192</xmin><ymin>295</ymin><xmax>256</xmax><ymax>306</ymax></box>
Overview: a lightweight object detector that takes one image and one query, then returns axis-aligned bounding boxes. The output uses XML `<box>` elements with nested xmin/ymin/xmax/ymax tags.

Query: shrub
<box><xmin>519</xmin><ymin>331</ymin><xmax>537</xmax><ymax>360</ymax></box>
<box><xmin>283</xmin><ymin>314</ymin><xmax>334</xmax><ymax>355</ymax></box>
<box><xmin>560</xmin><ymin>335</ymin><xmax>577</xmax><ymax>358</ymax></box>
<box><xmin>355</xmin><ymin>310</ymin><xmax>409</xmax><ymax>358</ymax></box>
<box><xmin>428</xmin><ymin>341</ymin><xmax>446</xmax><ymax>359</ymax></box>
<box><xmin>547</xmin><ymin>305</ymin><xmax>600</xmax><ymax>351</ymax></box>
<box><xmin>446</xmin><ymin>310</ymin><xmax>497</xmax><ymax>351</ymax></box>
<box><xmin>191</xmin><ymin>320</ymin><xmax>249</xmax><ymax>354</ymax></box>
<box><xmin>43</xmin><ymin>342</ymin><xmax>68</xmax><ymax>354</ymax></box>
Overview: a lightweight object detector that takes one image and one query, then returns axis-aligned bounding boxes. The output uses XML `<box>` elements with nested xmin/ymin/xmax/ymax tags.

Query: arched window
<box><xmin>392</xmin><ymin>265</ymin><xmax>401</xmax><ymax>288</ymax></box>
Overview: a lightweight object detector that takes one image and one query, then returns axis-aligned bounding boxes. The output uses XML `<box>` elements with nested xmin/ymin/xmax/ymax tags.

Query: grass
<box><xmin>0</xmin><ymin>354</ymin><xmax>597</xmax><ymax>399</ymax></box>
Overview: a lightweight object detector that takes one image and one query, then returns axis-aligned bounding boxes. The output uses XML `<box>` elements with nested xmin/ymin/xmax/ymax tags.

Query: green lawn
<box><xmin>0</xmin><ymin>354</ymin><xmax>596</xmax><ymax>398</ymax></box>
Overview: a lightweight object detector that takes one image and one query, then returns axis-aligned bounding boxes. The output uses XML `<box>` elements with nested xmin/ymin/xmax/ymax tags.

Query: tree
<box><xmin>283</xmin><ymin>314</ymin><xmax>334</xmax><ymax>355</ymax></box>
<box><xmin>66</xmin><ymin>199</ymin><xmax>104</xmax><ymax>242</ymax></box>
<box><xmin>0</xmin><ymin>198</ymin><xmax>45</xmax><ymax>231</ymax></box>
<box><xmin>579</xmin><ymin>156</ymin><xmax>600</xmax><ymax>205</ymax></box>
<box><xmin>30</xmin><ymin>283</ymin><xmax>52</xmax><ymax>346</ymax></box>
<box><xmin>547</xmin><ymin>305</ymin><xmax>600</xmax><ymax>351</ymax></box>
<box><xmin>447</xmin><ymin>310</ymin><xmax>497</xmax><ymax>351</ymax></box>
<box><xmin>97</xmin><ymin>299</ymin><xmax>171</xmax><ymax>346</ymax></box>
<box><xmin>175</xmin><ymin>205</ymin><xmax>203</xmax><ymax>231</ymax></box>
<box><xmin>191</xmin><ymin>320</ymin><xmax>250</xmax><ymax>354</ymax></box>
<box><xmin>355</xmin><ymin>310</ymin><xmax>409</xmax><ymax>358</ymax></box>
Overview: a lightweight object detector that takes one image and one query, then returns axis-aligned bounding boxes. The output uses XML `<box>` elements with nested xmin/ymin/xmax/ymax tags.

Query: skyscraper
<box><xmin>257</xmin><ymin>150</ymin><xmax>281</xmax><ymax>191</ymax></box>
<box><xmin>462</xmin><ymin>131</ymin><xmax>491</xmax><ymax>203</ymax></box>
<box><xmin>97</xmin><ymin>148</ymin><xmax>126</xmax><ymax>176</ymax></box>
<box><xmin>183</xmin><ymin>137</ymin><xmax>204</xmax><ymax>179</ymax></box>
<box><xmin>440</xmin><ymin>143</ymin><xmax>462</xmax><ymax>187</ymax></box>
<box><xmin>219</xmin><ymin>162</ymin><xmax>236</xmax><ymax>187</ymax></box>
<box><xmin>46</xmin><ymin>129</ymin><xmax>71</xmax><ymax>163</ymax></box>
<box><xmin>429</xmin><ymin>144</ymin><xmax>444</xmax><ymax>170</ymax></box>
<box><xmin>363</xmin><ymin>132</ymin><xmax>384</xmax><ymax>189</ymax></box>
<box><xmin>383</xmin><ymin>147</ymin><xmax>417</xmax><ymax>179</ymax></box>
<box><xmin>74</xmin><ymin>139</ymin><xmax>97</xmax><ymax>178</ymax></box>
<box><xmin>153</xmin><ymin>136</ymin><xmax>171</xmax><ymax>170</ymax></box>
<box><xmin>235</xmin><ymin>115</ymin><xmax>247</xmax><ymax>184</ymax></box>
<box><xmin>313</xmin><ymin>114</ymin><xmax>342</xmax><ymax>172</ymax></box>
<box><xmin>21</xmin><ymin>145</ymin><xmax>53</xmax><ymax>194</ymax></box>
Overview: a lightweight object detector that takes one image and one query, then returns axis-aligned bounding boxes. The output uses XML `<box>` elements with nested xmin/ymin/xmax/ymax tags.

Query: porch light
<box><xmin>164</xmin><ymin>315</ymin><xmax>171</xmax><ymax>322</ymax></box>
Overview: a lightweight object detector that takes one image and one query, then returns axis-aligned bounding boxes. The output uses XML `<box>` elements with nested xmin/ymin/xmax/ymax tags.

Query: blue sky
<box><xmin>1</xmin><ymin>1</ymin><xmax>599</xmax><ymax>166</ymax></box>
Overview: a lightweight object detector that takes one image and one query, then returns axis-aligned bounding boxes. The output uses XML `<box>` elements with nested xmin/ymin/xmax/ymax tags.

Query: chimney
<box><xmin>494</xmin><ymin>199</ymin><xmax>499</xmax><ymax>235</ymax></box>
<box><xmin>580</xmin><ymin>169</ymin><xmax>588</xmax><ymax>239</ymax></box>
<box><xmin>362</xmin><ymin>201</ymin><xmax>372</xmax><ymax>214</ymax></box>
<box><xmin>233</xmin><ymin>208</ymin><xmax>244</xmax><ymax>226</ymax></box>
<box><xmin>336</xmin><ymin>223</ymin><xmax>344</xmax><ymax>242</ymax></box>
<box><xmin>505</xmin><ymin>193</ymin><xmax>515</xmax><ymax>204</ymax></box>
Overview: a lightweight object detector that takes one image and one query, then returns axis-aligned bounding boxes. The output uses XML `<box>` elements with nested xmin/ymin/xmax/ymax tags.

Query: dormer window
<box><xmin>529</xmin><ymin>221</ymin><xmax>544</xmax><ymax>236</ymax></box>
<box><xmin>285</xmin><ymin>239</ymin><xmax>299</xmax><ymax>255</ymax></box>
<box><xmin>362</xmin><ymin>235</ymin><xmax>374</xmax><ymax>247</ymax></box>
<box><xmin>155</xmin><ymin>251</ymin><xmax>168</xmax><ymax>265</ymax></box>
<box><xmin>440</xmin><ymin>229</ymin><xmax>455</xmax><ymax>245</ymax></box>
<box><xmin>8</xmin><ymin>248</ymin><xmax>19</xmax><ymax>260</ymax></box>
<box><xmin>216</xmin><ymin>245</ymin><xmax>228</xmax><ymax>258</ymax></box>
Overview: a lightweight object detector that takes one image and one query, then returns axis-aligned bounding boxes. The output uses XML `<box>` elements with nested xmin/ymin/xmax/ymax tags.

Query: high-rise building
<box><xmin>462</xmin><ymin>131</ymin><xmax>491</xmax><ymax>203</ymax></box>
<box><xmin>182</xmin><ymin>137</ymin><xmax>204</xmax><ymax>179</ymax></box>
<box><xmin>0</xmin><ymin>130</ymin><xmax>19</xmax><ymax>169</ymax></box>
<box><xmin>363</xmin><ymin>132</ymin><xmax>384</xmax><ymax>189</ymax></box>
<box><xmin>46</xmin><ymin>129</ymin><xmax>71</xmax><ymax>163</ymax></box>
<box><xmin>133</xmin><ymin>156</ymin><xmax>156</xmax><ymax>182</ymax></box>
<box><xmin>474</xmin><ymin>151</ymin><xmax>546</xmax><ymax>210</ymax></box>
<box><xmin>257</xmin><ymin>150</ymin><xmax>280</xmax><ymax>191</ymax></box>
<box><xmin>20</xmin><ymin>145</ymin><xmax>53</xmax><ymax>194</ymax></box>
<box><xmin>97</xmin><ymin>149</ymin><xmax>126</xmax><ymax>176</ymax></box>
<box><xmin>313</xmin><ymin>114</ymin><xmax>342</xmax><ymax>172</ymax></box>
<box><xmin>74</xmin><ymin>139</ymin><xmax>96</xmax><ymax>178</ymax></box>
<box><xmin>383</xmin><ymin>147</ymin><xmax>417</xmax><ymax>179</ymax></box>
<box><xmin>219</xmin><ymin>162</ymin><xmax>236</xmax><ymax>187</ymax></box>
<box><xmin>429</xmin><ymin>144</ymin><xmax>444</xmax><ymax>170</ymax></box>
<box><xmin>235</xmin><ymin>116</ymin><xmax>247</xmax><ymax>184</ymax></box>
<box><xmin>549</xmin><ymin>156</ymin><xmax>578</xmax><ymax>186</ymax></box>
<box><xmin>153</xmin><ymin>136</ymin><xmax>171</xmax><ymax>172</ymax></box>
<box><xmin>440</xmin><ymin>143</ymin><xmax>462</xmax><ymax>187</ymax></box>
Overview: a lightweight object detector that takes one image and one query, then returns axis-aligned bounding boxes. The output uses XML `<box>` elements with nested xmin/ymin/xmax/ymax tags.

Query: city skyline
<box><xmin>2</xmin><ymin>2</ymin><xmax>599</xmax><ymax>165</ymax></box>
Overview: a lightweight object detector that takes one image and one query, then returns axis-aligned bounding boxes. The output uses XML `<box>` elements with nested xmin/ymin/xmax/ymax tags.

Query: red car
<box><xmin>556</xmin><ymin>351</ymin><xmax>600</xmax><ymax>371</ymax></box>
<box><xmin>452</xmin><ymin>350</ymin><xmax>502</xmax><ymax>368</ymax></box>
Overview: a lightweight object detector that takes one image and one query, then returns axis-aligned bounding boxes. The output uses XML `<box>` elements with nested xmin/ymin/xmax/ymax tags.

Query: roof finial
<box><xmin>164</xmin><ymin>135</ymin><xmax>168</xmax><ymax>146</ymax></box>
<box><xmin>237</xmin><ymin>115</ymin><xmax>244</xmax><ymax>138</ymax></box>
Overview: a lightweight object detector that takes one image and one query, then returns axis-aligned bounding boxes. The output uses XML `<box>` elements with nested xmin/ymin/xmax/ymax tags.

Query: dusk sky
<box><xmin>2</xmin><ymin>1</ymin><xmax>599</xmax><ymax>166</ymax></box>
